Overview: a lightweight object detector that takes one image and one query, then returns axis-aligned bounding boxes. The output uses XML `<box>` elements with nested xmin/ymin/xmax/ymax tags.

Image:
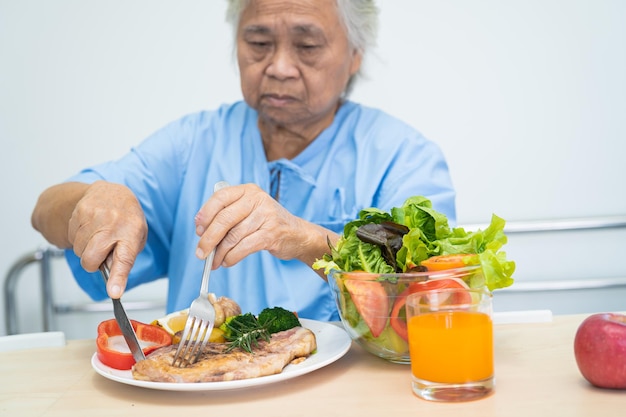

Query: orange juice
<box><xmin>408</xmin><ymin>310</ymin><xmax>493</xmax><ymax>383</ymax></box>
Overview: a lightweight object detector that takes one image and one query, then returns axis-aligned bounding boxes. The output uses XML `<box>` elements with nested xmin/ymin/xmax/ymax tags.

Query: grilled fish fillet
<box><xmin>132</xmin><ymin>326</ymin><xmax>317</xmax><ymax>383</ymax></box>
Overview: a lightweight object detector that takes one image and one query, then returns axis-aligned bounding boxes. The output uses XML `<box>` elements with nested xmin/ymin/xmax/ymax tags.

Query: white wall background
<box><xmin>1</xmin><ymin>0</ymin><xmax>625</xmax><ymax>338</ymax></box>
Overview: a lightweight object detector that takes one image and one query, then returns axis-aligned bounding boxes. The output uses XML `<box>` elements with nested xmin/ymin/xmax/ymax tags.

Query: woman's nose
<box><xmin>265</xmin><ymin>46</ymin><xmax>300</xmax><ymax>80</ymax></box>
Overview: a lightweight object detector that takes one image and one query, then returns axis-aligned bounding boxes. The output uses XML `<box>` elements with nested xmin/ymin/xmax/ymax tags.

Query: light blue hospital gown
<box><xmin>64</xmin><ymin>100</ymin><xmax>456</xmax><ymax>321</ymax></box>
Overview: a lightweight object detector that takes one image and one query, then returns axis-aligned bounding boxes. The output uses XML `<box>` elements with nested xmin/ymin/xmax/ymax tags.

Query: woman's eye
<box><xmin>297</xmin><ymin>44</ymin><xmax>321</xmax><ymax>56</ymax></box>
<box><xmin>245</xmin><ymin>38</ymin><xmax>272</xmax><ymax>50</ymax></box>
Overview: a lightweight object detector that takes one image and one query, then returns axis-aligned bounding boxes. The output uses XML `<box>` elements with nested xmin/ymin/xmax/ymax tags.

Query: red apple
<box><xmin>574</xmin><ymin>313</ymin><xmax>626</xmax><ymax>389</ymax></box>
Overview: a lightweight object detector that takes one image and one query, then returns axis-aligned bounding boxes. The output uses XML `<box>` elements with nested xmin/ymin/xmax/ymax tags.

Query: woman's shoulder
<box><xmin>174</xmin><ymin>101</ymin><xmax>253</xmax><ymax>128</ymax></box>
<box><xmin>339</xmin><ymin>101</ymin><xmax>425</xmax><ymax>141</ymax></box>
<box><xmin>136</xmin><ymin>101</ymin><xmax>254</xmax><ymax>158</ymax></box>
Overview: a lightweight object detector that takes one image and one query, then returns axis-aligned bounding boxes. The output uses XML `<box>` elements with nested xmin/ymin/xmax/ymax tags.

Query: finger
<box><xmin>195</xmin><ymin>187</ymin><xmax>233</xmax><ymax>235</ymax></box>
<box><xmin>68</xmin><ymin>207</ymin><xmax>90</xmax><ymax>256</ymax></box>
<box><xmin>194</xmin><ymin>185</ymin><xmax>251</xmax><ymax>235</ymax></box>
<box><xmin>195</xmin><ymin>201</ymin><xmax>253</xmax><ymax>259</ymax></box>
<box><xmin>106</xmin><ymin>245</ymin><xmax>135</xmax><ymax>299</ymax></box>
<box><xmin>216</xmin><ymin>228</ymin><xmax>264</xmax><ymax>267</ymax></box>
<box><xmin>67</xmin><ymin>212</ymin><xmax>79</xmax><ymax>247</ymax></box>
<box><xmin>78</xmin><ymin>231</ymin><xmax>115</xmax><ymax>273</ymax></box>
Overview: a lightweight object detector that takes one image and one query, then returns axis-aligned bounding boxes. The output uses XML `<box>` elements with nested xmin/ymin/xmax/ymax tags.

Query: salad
<box><xmin>313</xmin><ymin>196</ymin><xmax>515</xmax><ymax>355</ymax></box>
<box><xmin>313</xmin><ymin>195</ymin><xmax>515</xmax><ymax>290</ymax></box>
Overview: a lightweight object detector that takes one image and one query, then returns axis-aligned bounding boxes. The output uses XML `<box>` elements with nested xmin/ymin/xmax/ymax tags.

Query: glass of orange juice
<box><xmin>405</xmin><ymin>287</ymin><xmax>494</xmax><ymax>402</ymax></box>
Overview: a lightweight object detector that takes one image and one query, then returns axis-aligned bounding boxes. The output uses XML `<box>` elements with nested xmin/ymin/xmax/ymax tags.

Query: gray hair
<box><xmin>225</xmin><ymin>0</ymin><xmax>379</xmax><ymax>96</ymax></box>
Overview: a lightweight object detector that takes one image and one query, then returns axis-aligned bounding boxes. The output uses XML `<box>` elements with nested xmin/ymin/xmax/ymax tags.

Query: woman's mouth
<box><xmin>262</xmin><ymin>94</ymin><xmax>297</xmax><ymax>107</ymax></box>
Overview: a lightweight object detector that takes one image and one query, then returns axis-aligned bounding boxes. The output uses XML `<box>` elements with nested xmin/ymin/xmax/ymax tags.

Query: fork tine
<box><xmin>172</xmin><ymin>315</ymin><xmax>198</xmax><ymax>367</ymax></box>
<box><xmin>177</xmin><ymin>319</ymin><xmax>203</xmax><ymax>367</ymax></box>
<box><xmin>172</xmin><ymin>318</ymin><xmax>192</xmax><ymax>366</ymax></box>
<box><xmin>190</xmin><ymin>321</ymin><xmax>213</xmax><ymax>365</ymax></box>
<box><xmin>185</xmin><ymin>322</ymin><xmax>206</xmax><ymax>365</ymax></box>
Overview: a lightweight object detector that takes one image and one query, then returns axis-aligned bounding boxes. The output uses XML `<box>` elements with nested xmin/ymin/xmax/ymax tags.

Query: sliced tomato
<box><xmin>343</xmin><ymin>279</ymin><xmax>389</xmax><ymax>338</ymax></box>
<box><xmin>389</xmin><ymin>278</ymin><xmax>470</xmax><ymax>341</ymax></box>
<box><xmin>420</xmin><ymin>254</ymin><xmax>477</xmax><ymax>271</ymax></box>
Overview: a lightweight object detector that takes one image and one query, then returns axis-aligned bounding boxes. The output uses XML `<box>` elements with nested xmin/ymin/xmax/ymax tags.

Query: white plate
<box><xmin>91</xmin><ymin>319</ymin><xmax>351</xmax><ymax>391</ymax></box>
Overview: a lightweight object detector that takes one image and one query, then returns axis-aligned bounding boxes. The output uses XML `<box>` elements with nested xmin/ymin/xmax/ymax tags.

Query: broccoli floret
<box><xmin>258</xmin><ymin>306</ymin><xmax>301</xmax><ymax>334</ymax></box>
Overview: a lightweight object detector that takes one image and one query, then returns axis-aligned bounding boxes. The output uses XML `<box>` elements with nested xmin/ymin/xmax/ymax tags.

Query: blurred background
<box><xmin>1</xmin><ymin>0</ymin><xmax>625</xmax><ymax>339</ymax></box>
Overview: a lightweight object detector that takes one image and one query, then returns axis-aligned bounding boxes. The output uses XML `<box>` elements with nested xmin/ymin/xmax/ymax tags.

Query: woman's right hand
<box><xmin>66</xmin><ymin>181</ymin><xmax>148</xmax><ymax>299</ymax></box>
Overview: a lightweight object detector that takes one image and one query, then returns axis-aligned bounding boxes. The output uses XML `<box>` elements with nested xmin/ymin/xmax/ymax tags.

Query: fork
<box><xmin>172</xmin><ymin>180</ymin><xmax>230</xmax><ymax>367</ymax></box>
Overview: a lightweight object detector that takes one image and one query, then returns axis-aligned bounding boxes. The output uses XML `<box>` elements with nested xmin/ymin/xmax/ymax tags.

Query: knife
<box><xmin>99</xmin><ymin>263</ymin><xmax>146</xmax><ymax>363</ymax></box>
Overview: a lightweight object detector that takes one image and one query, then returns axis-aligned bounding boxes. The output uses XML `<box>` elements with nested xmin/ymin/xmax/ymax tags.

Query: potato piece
<box><xmin>209</xmin><ymin>293</ymin><xmax>242</xmax><ymax>327</ymax></box>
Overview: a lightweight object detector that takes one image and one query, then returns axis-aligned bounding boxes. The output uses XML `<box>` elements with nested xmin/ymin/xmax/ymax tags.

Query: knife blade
<box><xmin>99</xmin><ymin>263</ymin><xmax>146</xmax><ymax>363</ymax></box>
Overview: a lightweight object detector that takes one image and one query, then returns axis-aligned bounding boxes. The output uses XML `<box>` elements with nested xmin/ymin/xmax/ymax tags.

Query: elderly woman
<box><xmin>31</xmin><ymin>0</ymin><xmax>455</xmax><ymax>321</ymax></box>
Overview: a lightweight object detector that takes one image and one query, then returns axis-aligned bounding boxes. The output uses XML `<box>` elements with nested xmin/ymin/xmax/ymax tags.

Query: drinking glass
<box><xmin>406</xmin><ymin>287</ymin><xmax>494</xmax><ymax>402</ymax></box>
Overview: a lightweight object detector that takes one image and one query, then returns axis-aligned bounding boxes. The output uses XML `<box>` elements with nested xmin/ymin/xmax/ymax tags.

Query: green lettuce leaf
<box><xmin>312</xmin><ymin>196</ymin><xmax>516</xmax><ymax>291</ymax></box>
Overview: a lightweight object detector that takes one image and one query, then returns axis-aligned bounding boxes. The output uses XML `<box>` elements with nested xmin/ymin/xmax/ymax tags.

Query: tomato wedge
<box><xmin>420</xmin><ymin>254</ymin><xmax>476</xmax><ymax>271</ymax></box>
<box><xmin>344</xmin><ymin>279</ymin><xmax>389</xmax><ymax>338</ymax></box>
<box><xmin>390</xmin><ymin>278</ymin><xmax>470</xmax><ymax>341</ymax></box>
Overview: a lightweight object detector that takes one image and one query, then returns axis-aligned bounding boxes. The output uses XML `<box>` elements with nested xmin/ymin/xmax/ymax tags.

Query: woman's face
<box><xmin>237</xmin><ymin>0</ymin><xmax>362</xmax><ymax>130</ymax></box>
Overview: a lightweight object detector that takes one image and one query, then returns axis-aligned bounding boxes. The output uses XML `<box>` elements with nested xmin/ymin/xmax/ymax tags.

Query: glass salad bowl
<box><xmin>328</xmin><ymin>266</ymin><xmax>484</xmax><ymax>364</ymax></box>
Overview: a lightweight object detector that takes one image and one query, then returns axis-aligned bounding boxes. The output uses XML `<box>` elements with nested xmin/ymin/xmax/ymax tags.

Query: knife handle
<box><xmin>99</xmin><ymin>263</ymin><xmax>111</xmax><ymax>283</ymax></box>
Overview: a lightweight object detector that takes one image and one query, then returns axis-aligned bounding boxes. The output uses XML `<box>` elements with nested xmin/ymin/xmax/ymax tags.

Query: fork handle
<box><xmin>199</xmin><ymin>181</ymin><xmax>230</xmax><ymax>295</ymax></box>
<box><xmin>199</xmin><ymin>249</ymin><xmax>215</xmax><ymax>295</ymax></box>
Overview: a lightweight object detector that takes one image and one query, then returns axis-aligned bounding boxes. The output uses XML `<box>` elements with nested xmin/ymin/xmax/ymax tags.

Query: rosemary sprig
<box><xmin>223</xmin><ymin>313</ymin><xmax>271</xmax><ymax>353</ymax></box>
